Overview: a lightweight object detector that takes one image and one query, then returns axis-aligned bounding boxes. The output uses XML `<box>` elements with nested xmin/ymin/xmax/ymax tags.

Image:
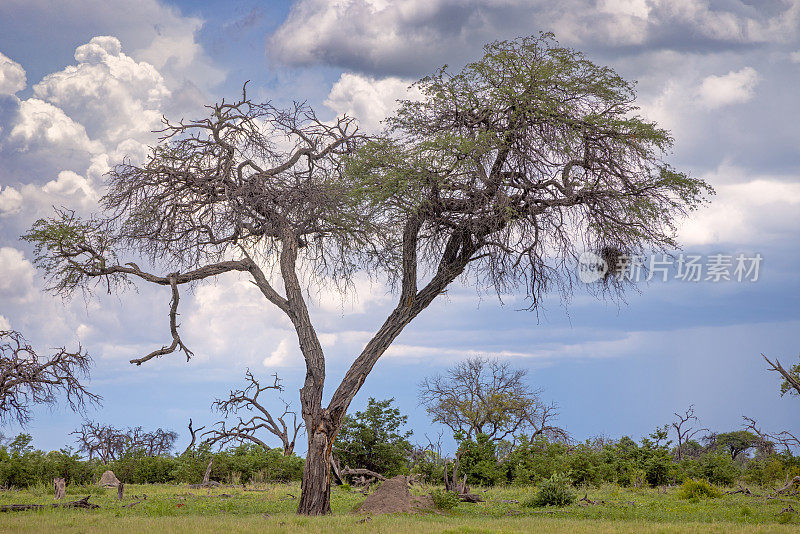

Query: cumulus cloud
<box><xmin>324</xmin><ymin>73</ymin><xmax>416</xmax><ymax>132</ymax></box>
<box><xmin>0</xmin><ymin>0</ymin><xmax>224</xmax><ymax>91</ymax></box>
<box><xmin>8</xmin><ymin>98</ymin><xmax>102</xmax><ymax>156</ymax></box>
<box><xmin>0</xmin><ymin>53</ymin><xmax>26</xmax><ymax>95</ymax></box>
<box><xmin>0</xmin><ymin>247</ymin><xmax>35</xmax><ymax>302</ymax></box>
<box><xmin>269</xmin><ymin>0</ymin><xmax>800</xmax><ymax>76</ymax></box>
<box><xmin>32</xmin><ymin>36</ymin><xmax>170</xmax><ymax>146</ymax></box>
<box><xmin>697</xmin><ymin>67</ymin><xmax>760</xmax><ymax>109</ymax></box>
<box><xmin>0</xmin><ymin>186</ymin><xmax>23</xmax><ymax>216</ymax></box>
<box><xmin>0</xmin><ymin>315</ymin><xmax>10</xmax><ymax>330</ymax></box>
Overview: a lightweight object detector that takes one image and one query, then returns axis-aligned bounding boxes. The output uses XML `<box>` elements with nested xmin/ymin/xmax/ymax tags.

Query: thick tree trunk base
<box><xmin>297</xmin><ymin>430</ymin><xmax>333</xmax><ymax>515</ymax></box>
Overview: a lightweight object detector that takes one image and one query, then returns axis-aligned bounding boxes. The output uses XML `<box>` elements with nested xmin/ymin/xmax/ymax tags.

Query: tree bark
<box><xmin>297</xmin><ymin>423</ymin><xmax>334</xmax><ymax>515</ymax></box>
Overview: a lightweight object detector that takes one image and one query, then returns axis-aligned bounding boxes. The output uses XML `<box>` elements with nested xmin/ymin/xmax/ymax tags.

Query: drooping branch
<box><xmin>203</xmin><ymin>370</ymin><xmax>302</xmax><ymax>455</ymax></box>
<box><xmin>0</xmin><ymin>330</ymin><xmax>101</xmax><ymax>426</ymax></box>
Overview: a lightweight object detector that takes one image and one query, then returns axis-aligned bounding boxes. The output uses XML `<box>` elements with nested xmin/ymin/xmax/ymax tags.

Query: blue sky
<box><xmin>0</xmin><ymin>0</ymin><xmax>799</xmax><ymax>455</ymax></box>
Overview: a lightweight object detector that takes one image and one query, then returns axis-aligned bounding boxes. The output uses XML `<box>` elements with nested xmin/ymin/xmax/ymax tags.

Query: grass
<box><xmin>0</xmin><ymin>482</ymin><xmax>798</xmax><ymax>533</ymax></box>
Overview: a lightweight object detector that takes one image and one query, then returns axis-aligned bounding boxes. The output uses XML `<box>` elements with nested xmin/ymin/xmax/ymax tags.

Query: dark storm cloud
<box><xmin>268</xmin><ymin>0</ymin><xmax>800</xmax><ymax>78</ymax></box>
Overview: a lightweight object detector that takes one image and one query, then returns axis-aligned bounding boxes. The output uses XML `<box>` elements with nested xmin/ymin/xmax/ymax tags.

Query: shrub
<box><xmin>526</xmin><ymin>472</ymin><xmax>576</xmax><ymax>507</ymax></box>
<box><xmin>430</xmin><ymin>488</ymin><xmax>460</xmax><ymax>510</ymax></box>
<box><xmin>645</xmin><ymin>452</ymin><xmax>672</xmax><ymax>487</ymax></box>
<box><xmin>677</xmin><ymin>478</ymin><xmax>721</xmax><ymax>499</ymax></box>
<box><xmin>698</xmin><ymin>452</ymin><xmax>740</xmax><ymax>486</ymax></box>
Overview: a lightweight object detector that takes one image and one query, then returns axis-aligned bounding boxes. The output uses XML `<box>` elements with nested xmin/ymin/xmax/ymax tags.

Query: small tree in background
<box><xmin>419</xmin><ymin>356</ymin><xmax>567</xmax><ymax>443</ymax></box>
<box><xmin>334</xmin><ymin>397</ymin><xmax>412</xmax><ymax>476</ymax></box>
<box><xmin>203</xmin><ymin>370</ymin><xmax>302</xmax><ymax>456</ymax></box>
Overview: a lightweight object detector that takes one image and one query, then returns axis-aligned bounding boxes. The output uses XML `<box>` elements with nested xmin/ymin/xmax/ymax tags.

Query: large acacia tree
<box><xmin>23</xmin><ymin>35</ymin><xmax>710</xmax><ymax>514</ymax></box>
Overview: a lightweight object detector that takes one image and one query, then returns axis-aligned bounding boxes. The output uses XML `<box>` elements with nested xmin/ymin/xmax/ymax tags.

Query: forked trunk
<box><xmin>297</xmin><ymin>427</ymin><xmax>334</xmax><ymax>514</ymax></box>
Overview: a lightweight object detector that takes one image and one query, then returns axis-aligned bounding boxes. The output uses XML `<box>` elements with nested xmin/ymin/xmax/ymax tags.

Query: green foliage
<box><xmin>526</xmin><ymin>472</ymin><xmax>576</xmax><ymax>507</ymax></box>
<box><xmin>430</xmin><ymin>488</ymin><xmax>460</xmax><ymax>510</ymax></box>
<box><xmin>334</xmin><ymin>398</ymin><xmax>412</xmax><ymax>476</ymax></box>
<box><xmin>456</xmin><ymin>434</ymin><xmax>505</xmax><ymax>486</ymax></box>
<box><xmin>698</xmin><ymin>453</ymin><xmax>741</xmax><ymax>486</ymax></box>
<box><xmin>779</xmin><ymin>354</ymin><xmax>800</xmax><ymax>396</ymax></box>
<box><xmin>0</xmin><ymin>434</ymin><xmax>303</xmax><ymax>488</ymax></box>
<box><xmin>645</xmin><ymin>451</ymin><xmax>673</xmax><ymax>487</ymax></box>
<box><xmin>677</xmin><ymin>478</ymin><xmax>721</xmax><ymax>500</ymax></box>
<box><xmin>715</xmin><ymin>431</ymin><xmax>760</xmax><ymax>460</ymax></box>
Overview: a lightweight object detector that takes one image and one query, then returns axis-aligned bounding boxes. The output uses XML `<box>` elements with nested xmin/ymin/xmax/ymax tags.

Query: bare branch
<box><xmin>0</xmin><ymin>330</ymin><xmax>101</xmax><ymax>426</ymax></box>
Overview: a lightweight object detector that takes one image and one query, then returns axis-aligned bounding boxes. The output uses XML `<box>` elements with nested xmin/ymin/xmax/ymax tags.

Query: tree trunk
<box><xmin>297</xmin><ymin>427</ymin><xmax>334</xmax><ymax>515</ymax></box>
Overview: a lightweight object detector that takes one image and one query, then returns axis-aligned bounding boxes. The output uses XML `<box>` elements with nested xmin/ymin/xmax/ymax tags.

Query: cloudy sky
<box><xmin>0</xmin><ymin>0</ymin><xmax>798</xmax><ymax>454</ymax></box>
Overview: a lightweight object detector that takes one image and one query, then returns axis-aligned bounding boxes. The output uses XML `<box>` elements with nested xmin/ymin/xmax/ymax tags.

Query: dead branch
<box><xmin>0</xmin><ymin>495</ymin><xmax>99</xmax><ymax>512</ymax></box>
<box><xmin>763</xmin><ymin>353</ymin><xmax>800</xmax><ymax>396</ymax></box>
<box><xmin>203</xmin><ymin>370</ymin><xmax>302</xmax><ymax>456</ymax></box>
<box><xmin>0</xmin><ymin>330</ymin><xmax>100</xmax><ymax>425</ymax></box>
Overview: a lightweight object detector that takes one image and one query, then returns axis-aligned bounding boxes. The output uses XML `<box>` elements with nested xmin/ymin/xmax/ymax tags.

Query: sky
<box><xmin>0</xmin><ymin>0</ymin><xmax>799</xmax><ymax>456</ymax></box>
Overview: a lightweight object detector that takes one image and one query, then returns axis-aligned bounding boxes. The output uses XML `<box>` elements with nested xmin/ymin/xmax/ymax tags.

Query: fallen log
<box><xmin>1</xmin><ymin>495</ymin><xmax>99</xmax><ymax>512</ymax></box>
<box><xmin>775</xmin><ymin>476</ymin><xmax>800</xmax><ymax>495</ymax></box>
<box><xmin>340</xmin><ymin>468</ymin><xmax>387</xmax><ymax>481</ymax></box>
<box><xmin>458</xmin><ymin>493</ymin><xmax>484</xmax><ymax>503</ymax></box>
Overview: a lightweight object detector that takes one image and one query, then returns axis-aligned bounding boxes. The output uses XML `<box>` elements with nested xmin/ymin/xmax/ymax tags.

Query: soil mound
<box><xmin>99</xmin><ymin>470</ymin><xmax>120</xmax><ymax>487</ymax></box>
<box><xmin>358</xmin><ymin>475</ymin><xmax>412</xmax><ymax>514</ymax></box>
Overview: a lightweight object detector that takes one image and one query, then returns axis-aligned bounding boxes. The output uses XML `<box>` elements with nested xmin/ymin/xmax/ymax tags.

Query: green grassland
<box><xmin>0</xmin><ymin>482</ymin><xmax>798</xmax><ymax>533</ymax></box>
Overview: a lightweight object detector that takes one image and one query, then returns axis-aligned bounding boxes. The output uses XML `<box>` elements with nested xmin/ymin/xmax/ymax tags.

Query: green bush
<box><xmin>526</xmin><ymin>472</ymin><xmax>576</xmax><ymax>507</ymax></box>
<box><xmin>456</xmin><ymin>434</ymin><xmax>505</xmax><ymax>487</ymax></box>
<box><xmin>644</xmin><ymin>452</ymin><xmax>672</xmax><ymax>487</ymax></box>
<box><xmin>677</xmin><ymin>478</ymin><xmax>721</xmax><ymax>499</ymax></box>
<box><xmin>698</xmin><ymin>452</ymin><xmax>740</xmax><ymax>486</ymax></box>
<box><xmin>430</xmin><ymin>488</ymin><xmax>460</xmax><ymax>510</ymax></box>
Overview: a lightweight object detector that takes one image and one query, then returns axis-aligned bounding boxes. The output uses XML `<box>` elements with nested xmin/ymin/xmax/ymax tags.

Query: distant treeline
<box><xmin>0</xmin><ymin>434</ymin><xmax>303</xmax><ymax>488</ymax></box>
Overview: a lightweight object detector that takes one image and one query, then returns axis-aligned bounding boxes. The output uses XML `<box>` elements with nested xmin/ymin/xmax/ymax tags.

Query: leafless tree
<box><xmin>22</xmin><ymin>36</ymin><xmax>711</xmax><ymax>513</ymax></box>
<box><xmin>0</xmin><ymin>330</ymin><xmax>100</xmax><ymax>425</ymax></box>
<box><xmin>203</xmin><ymin>369</ymin><xmax>301</xmax><ymax>456</ymax></box>
<box><xmin>671</xmin><ymin>405</ymin><xmax>707</xmax><ymax>460</ymax></box>
<box><xmin>72</xmin><ymin>421</ymin><xmax>177</xmax><ymax>461</ymax></box>
<box><xmin>742</xmin><ymin>416</ymin><xmax>799</xmax><ymax>455</ymax></box>
<box><xmin>419</xmin><ymin>356</ymin><xmax>566</xmax><ymax>443</ymax></box>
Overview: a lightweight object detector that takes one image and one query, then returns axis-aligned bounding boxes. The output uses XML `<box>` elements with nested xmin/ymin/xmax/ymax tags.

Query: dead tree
<box><xmin>203</xmin><ymin>370</ymin><xmax>302</xmax><ymax>456</ymax></box>
<box><xmin>183</xmin><ymin>418</ymin><xmax>206</xmax><ymax>455</ymax></box>
<box><xmin>23</xmin><ymin>36</ymin><xmax>711</xmax><ymax>514</ymax></box>
<box><xmin>671</xmin><ymin>405</ymin><xmax>707</xmax><ymax>460</ymax></box>
<box><xmin>743</xmin><ymin>416</ymin><xmax>799</xmax><ymax>455</ymax></box>
<box><xmin>763</xmin><ymin>353</ymin><xmax>800</xmax><ymax>396</ymax></box>
<box><xmin>54</xmin><ymin>478</ymin><xmax>66</xmax><ymax>500</ymax></box>
<box><xmin>0</xmin><ymin>495</ymin><xmax>99</xmax><ymax>512</ymax></box>
<box><xmin>72</xmin><ymin>421</ymin><xmax>177</xmax><ymax>462</ymax></box>
<box><xmin>0</xmin><ymin>330</ymin><xmax>100</xmax><ymax>425</ymax></box>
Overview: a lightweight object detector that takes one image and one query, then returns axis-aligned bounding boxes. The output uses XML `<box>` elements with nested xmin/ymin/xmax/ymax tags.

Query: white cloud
<box><xmin>325</xmin><ymin>73</ymin><xmax>416</xmax><ymax>133</ymax></box>
<box><xmin>262</xmin><ymin>338</ymin><xmax>295</xmax><ymax>367</ymax></box>
<box><xmin>0</xmin><ymin>53</ymin><xmax>26</xmax><ymax>95</ymax></box>
<box><xmin>697</xmin><ymin>67</ymin><xmax>760</xmax><ymax>109</ymax></box>
<box><xmin>679</xmin><ymin>169</ymin><xmax>800</xmax><ymax>246</ymax></box>
<box><xmin>0</xmin><ymin>0</ymin><xmax>224</xmax><ymax>91</ymax></box>
<box><xmin>0</xmin><ymin>315</ymin><xmax>10</xmax><ymax>330</ymax></box>
<box><xmin>0</xmin><ymin>247</ymin><xmax>35</xmax><ymax>301</ymax></box>
<box><xmin>32</xmin><ymin>36</ymin><xmax>170</xmax><ymax>146</ymax></box>
<box><xmin>42</xmin><ymin>170</ymin><xmax>99</xmax><ymax>201</ymax></box>
<box><xmin>8</xmin><ymin>98</ymin><xmax>103</xmax><ymax>155</ymax></box>
<box><xmin>0</xmin><ymin>186</ymin><xmax>23</xmax><ymax>216</ymax></box>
